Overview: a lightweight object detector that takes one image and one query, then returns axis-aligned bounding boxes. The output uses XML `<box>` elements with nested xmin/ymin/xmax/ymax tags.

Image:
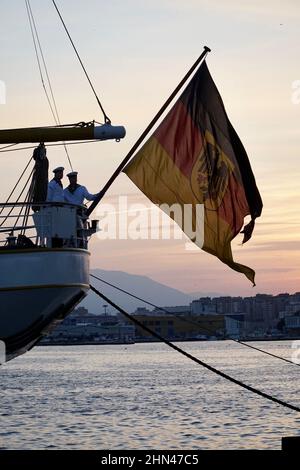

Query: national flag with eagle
<box><xmin>123</xmin><ymin>61</ymin><xmax>262</xmax><ymax>284</ymax></box>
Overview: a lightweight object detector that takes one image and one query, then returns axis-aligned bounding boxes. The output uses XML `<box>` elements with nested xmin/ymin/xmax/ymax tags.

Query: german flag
<box><xmin>124</xmin><ymin>61</ymin><xmax>262</xmax><ymax>284</ymax></box>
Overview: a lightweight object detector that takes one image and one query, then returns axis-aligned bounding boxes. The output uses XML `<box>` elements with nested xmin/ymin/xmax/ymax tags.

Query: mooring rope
<box><xmin>90</xmin><ymin>273</ymin><xmax>299</xmax><ymax>368</ymax></box>
<box><xmin>90</xmin><ymin>284</ymin><xmax>300</xmax><ymax>413</ymax></box>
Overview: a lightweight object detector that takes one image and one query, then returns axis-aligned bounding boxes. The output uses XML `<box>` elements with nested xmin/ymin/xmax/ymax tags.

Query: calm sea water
<box><xmin>1</xmin><ymin>341</ymin><xmax>300</xmax><ymax>449</ymax></box>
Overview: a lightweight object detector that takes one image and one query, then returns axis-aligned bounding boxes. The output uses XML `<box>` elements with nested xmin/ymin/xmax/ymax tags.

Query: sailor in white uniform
<box><xmin>63</xmin><ymin>171</ymin><xmax>98</xmax><ymax>206</ymax></box>
<box><xmin>47</xmin><ymin>166</ymin><xmax>65</xmax><ymax>202</ymax></box>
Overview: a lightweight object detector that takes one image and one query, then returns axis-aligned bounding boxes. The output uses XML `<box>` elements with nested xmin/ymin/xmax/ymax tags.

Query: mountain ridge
<box><xmin>82</xmin><ymin>268</ymin><xmax>197</xmax><ymax>314</ymax></box>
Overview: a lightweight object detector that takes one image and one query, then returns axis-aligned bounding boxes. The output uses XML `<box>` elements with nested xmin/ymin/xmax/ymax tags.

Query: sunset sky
<box><xmin>0</xmin><ymin>0</ymin><xmax>299</xmax><ymax>296</ymax></box>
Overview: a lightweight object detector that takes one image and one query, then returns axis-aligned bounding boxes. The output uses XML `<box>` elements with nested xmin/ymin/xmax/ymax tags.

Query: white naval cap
<box><xmin>53</xmin><ymin>166</ymin><xmax>64</xmax><ymax>173</ymax></box>
<box><xmin>67</xmin><ymin>171</ymin><xmax>78</xmax><ymax>178</ymax></box>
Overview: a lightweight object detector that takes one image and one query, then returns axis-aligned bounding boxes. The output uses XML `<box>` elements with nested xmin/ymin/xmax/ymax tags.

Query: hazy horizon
<box><xmin>89</xmin><ymin>267</ymin><xmax>298</xmax><ymax>299</ymax></box>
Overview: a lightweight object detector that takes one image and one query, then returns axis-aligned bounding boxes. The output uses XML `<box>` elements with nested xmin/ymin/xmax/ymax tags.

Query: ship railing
<box><xmin>0</xmin><ymin>201</ymin><xmax>94</xmax><ymax>249</ymax></box>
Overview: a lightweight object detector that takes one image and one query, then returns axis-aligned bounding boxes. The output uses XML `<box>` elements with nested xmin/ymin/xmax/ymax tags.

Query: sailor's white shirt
<box><xmin>47</xmin><ymin>179</ymin><xmax>65</xmax><ymax>202</ymax></box>
<box><xmin>63</xmin><ymin>185</ymin><xmax>97</xmax><ymax>205</ymax></box>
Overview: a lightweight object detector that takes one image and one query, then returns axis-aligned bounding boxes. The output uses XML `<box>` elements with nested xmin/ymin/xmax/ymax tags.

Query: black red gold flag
<box><xmin>124</xmin><ymin>61</ymin><xmax>262</xmax><ymax>284</ymax></box>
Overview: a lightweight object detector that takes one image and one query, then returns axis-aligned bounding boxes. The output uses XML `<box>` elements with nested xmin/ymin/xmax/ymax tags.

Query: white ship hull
<box><xmin>0</xmin><ymin>248</ymin><xmax>90</xmax><ymax>361</ymax></box>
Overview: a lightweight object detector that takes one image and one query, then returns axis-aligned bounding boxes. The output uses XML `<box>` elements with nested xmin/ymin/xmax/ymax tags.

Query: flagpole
<box><xmin>86</xmin><ymin>46</ymin><xmax>211</xmax><ymax>217</ymax></box>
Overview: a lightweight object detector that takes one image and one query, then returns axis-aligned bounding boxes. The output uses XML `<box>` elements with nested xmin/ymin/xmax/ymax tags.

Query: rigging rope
<box><xmin>0</xmin><ymin>156</ymin><xmax>33</xmax><ymax>216</ymax></box>
<box><xmin>25</xmin><ymin>0</ymin><xmax>57</xmax><ymax>124</ymax></box>
<box><xmin>0</xmin><ymin>140</ymin><xmax>101</xmax><ymax>153</ymax></box>
<box><xmin>0</xmin><ymin>143</ymin><xmax>18</xmax><ymax>151</ymax></box>
<box><xmin>90</xmin><ymin>284</ymin><xmax>300</xmax><ymax>413</ymax></box>
<box><xmin>0</xmin><ymin>167</ymin><xmax>34</xmax><ymax>228</ymax></box>
<box><xmin>51</xmin><ymin>0</ymin><xmax>111</xmax><ymax>124</ymax></box>
<box><xmin>25</xmin><ymin>0</ymin><xmax>73</xmax><ymax>170</ymax></box>
<box><xmin>14</xmin><ymin>181</ymin><xmax>33</xmax><ymax>233</ymax></box>
<box><xmin>21</xmin><ymin>185</ymin><xmax>34</xmax><ymax>234</ymax></box>
<box><xmin>90</xmin><ymin>273</ymin><xmax>300</xmax><ymax>368</ymax></box>
<box><xmin>27</xmin><ymin>0</ymin><xmax>61</xmax><ymax>125</ymax></box>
